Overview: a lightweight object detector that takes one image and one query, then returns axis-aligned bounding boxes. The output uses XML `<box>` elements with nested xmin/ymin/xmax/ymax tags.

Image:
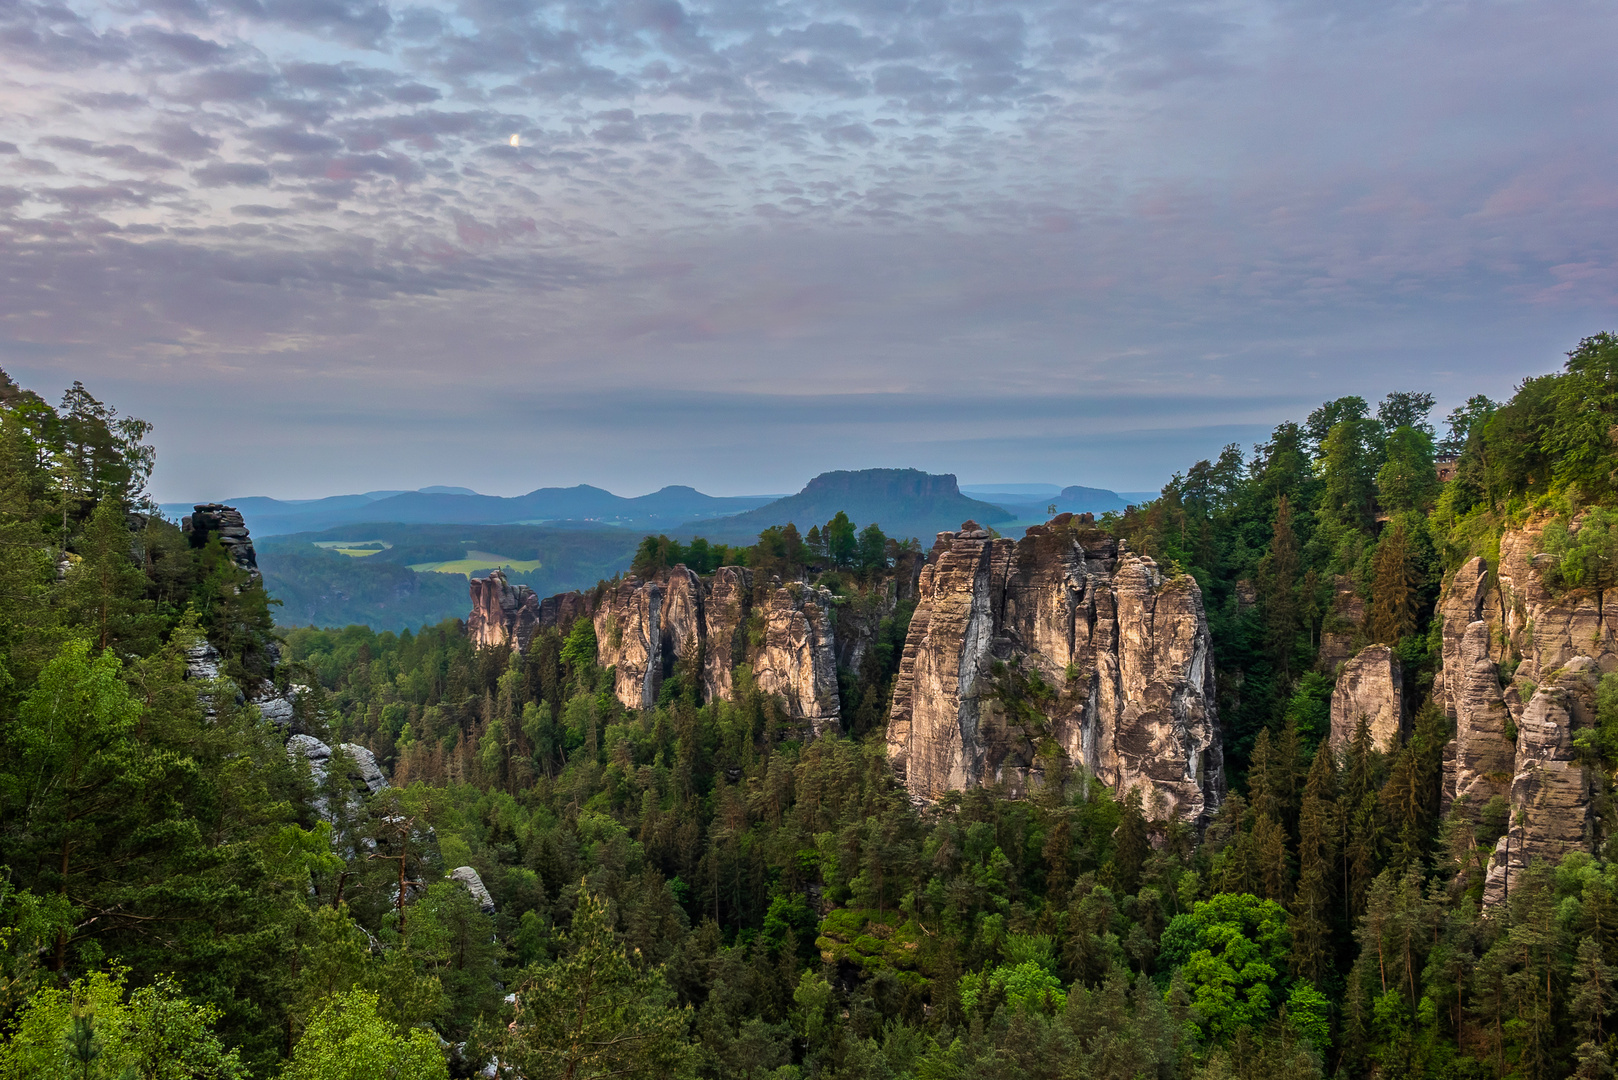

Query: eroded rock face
<box><xmin>1483</xmin><ymin>660</ymin><xmax>1598</xmax><ymax>907</ymax></box>
<box><xmin>1431</xmin><ymin>517</ymin><xmax>1618</xmax><ymax>907</ymax></box>
<box><xmin>753</xmin><ymin>583</ymin><xmax>841</xmax><ymax>737</ymax></box>
<box><xmin>183</xmin><ymin>503</ymin><xmax>258</xmax><ymax>577</ymax></box>
<box><xmin>661</xmin><ymin>566</ymin><xmax>706</xmax><ymax>685</ymax></box>
<box><xmin>450</xmin><ymin>866</ymin><xmax>496</xmax><ymax>914</ymax></box>
<box><xmin>703</xmin><ymin>566</ymin><xmax>754</xmax><ymax>703</ymax></box>
<box><xmin>467</xmin><ymin>570</ymin><xmax>541</xmax><ymax>652</ymax></box>
<box><xmin>1445</xmin><ymin>621</ymin><xmax>1515</xmax><ymax>814</ymax></box>
<box><xmin>887</xmin><ymin>517</ymin><xmax>1223</xmax><ymax>823</ymax></box>
<box><xmin>1329</xmin><ymin>645</ymin><xmax>1405</xmax><ymax>753</ymax></box>
<box><xmin>1318</xmin><ymin>575</ymin><xmax>1366</xmax><ymax>675</ymax></box>
<box><xmin>594</xmin><ymin>577</ymin><xmax>663</xmax><ymax>710</ymax></box>
<box><xmin>538</xmin><ymin>590</ymin><xmax>595</xmax><ymax>632</ymax></box>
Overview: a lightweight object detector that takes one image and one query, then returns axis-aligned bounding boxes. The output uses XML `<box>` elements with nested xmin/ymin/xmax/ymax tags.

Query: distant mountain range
<box><xmin>162</xmin><ymin>473</ymin><xmax>1162</xmax><ymax>547</ymax></box>
<box><xmin>160</xmin><ymin>485</ymin><xmax>777</xmax><ymax>537</ymax></box>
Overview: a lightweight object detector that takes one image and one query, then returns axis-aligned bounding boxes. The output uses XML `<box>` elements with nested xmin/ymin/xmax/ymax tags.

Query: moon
<box><xmin>509</xmin><ymin>134</ymin><xmax>520</xmax><ymax>147</ymax></box>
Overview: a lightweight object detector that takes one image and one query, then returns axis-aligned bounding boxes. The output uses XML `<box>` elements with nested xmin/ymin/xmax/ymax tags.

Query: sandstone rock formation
<box><xmin>702</xmin><ymin>566</ymin><xmax>753</xmax><ymax>703</ymax></box>
<box><xmin>1317</xmin><ymin>575</ymin><xmax>1366</xmax><ymax>674</ymax></box>
<box><xmin>1429</xmin><ymin>517</ymin><xmax>1618</xmax><ymax>906</ymax></box>
<box><xmin>450</xmin><ymin>866</ymin><xmax>496</xmax><ymax>914</ymax></box>
<box><xmin>538</xmin><ymin>589</ymin><xmax>594</xmax><ymax>631</ymax></box>
<box><xmin>886</xmin><ymin>517</ymin><xmax>1223</xmax><ymax>823</ymax></box>
<box><xmin>1329</xmin><ymin>645</ymin><xmax>1405</xmax><ymax>753</ymax></box>
<box><xmin>1483</xmin><ymin>660</ymin><xmax>1598</xmax><ymax>907</ymax></box>
<box><xmin>182</xmin><ymin>503</ymin><xmax>258</xmax><ymax>577</ymax></box>
<box><xmin>753</xmin><ymin>583</ymin><xmax>841</xmax><ymax>737</ymax></box>
<box><xmin>593</xmin><ymin>576</ymin><xmax>665</xmax><ymax>710</ymax></box>
<box><xmin>467</xmin><ymin>570</ymin><xmax>540</xmax><ymax>652</ymax></box>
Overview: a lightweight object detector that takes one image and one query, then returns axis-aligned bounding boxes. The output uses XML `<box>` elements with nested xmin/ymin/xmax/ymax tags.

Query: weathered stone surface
<box><xmin>1330</xmin><ymin>645</ymin><xmax>1405</xmax><ymax>753</ymax></box>
<box><xmin>753</xmin><ymin>582</ymin><xmax>841</xmax><ymax>736</ymax></box>
<box><xmin>288</xmin><ymin>734</ymin><xmax>332</xmax><ymax>779</ymax></box>
<box><xmin>467</xmin><ymin>570</ymin><xmax>540</xmax><ymax>652</ymax></box>
<box><xmin>340</xmin><ymin>743</ymin><xmax>389</xmax><ymax>793</ymax></box>
<box><xmin>1437</xmin><ymin>557</ymin><xmax>1492</xmax><ymax>723</ymax></box>
<box><xmin>450</xmin><ymin>866</ymin><xmax>496</xmax><ymax>914</ymax></box>
<box><xmin>1484</xmin><ymin>659</ymin><xmax>1598</xmax><ymax>907</ymax></box>
<box><xmin>887</xmin><ymin>516</ymin><xmax>1223</xmax><ymax>823</ymax></box>
<box><xmin>538</xmin><ymin>590</ymin><xmax>594</xmax><ymax>631</ymax></box>
<box><xmin>1445</xmin><ymin>621</ymin><xmax>1515</xmax><ymax>814</ymax></box>
<box><xmin>594</xmin><ymin>577</ymin><xmax>663</xmax><ymax>710</ymax></box>
<box><xmin>1496</xmin><ymin>524</ymin><xmax>1618</xmax><ymax>677</ymax></box>
<box><xmin>661</xmin><ymin>566</ymin><xmax>705</xmax><ymax>687</ymax></box>
<box><xmin>183</xmin><ymin>504</ymin><xmax>258</xmax><ymax>577</ymax></box>
<box><xmin>702</xmin><ymin>566</ymin><xmax>753</xmax><ymax>703</ymax></box>
<box><xmin>1318</xmin><ymin>576</ymin><xmax>1366</xmax><ymax>675</ymax></box>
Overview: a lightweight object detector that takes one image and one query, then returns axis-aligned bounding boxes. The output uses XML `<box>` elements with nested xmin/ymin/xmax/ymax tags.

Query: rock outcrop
<box><xmin>1318</xmin><ymin>576</ymin><xmax>1365</xmax><ymax>675</ymax></box>
<box><xmin>594</xmin><ymin>576</ymin><xmax>665</xmax><ymax>710</ymax></box>
<box><xmin>702</xmin><ymin>566</ymin><xmax>754</xmax><ymax>703</ymax></box>
<box><xmin>1430</xmin><ymin>517</ymin><xmax>1618</xmax><ymax>907</ymax></box>
<box><xmin>468</xmin><ymin>570</ymin><xmax>541</xmax><ymax>652</ymax></box>
<box><xmin>886</xmin><ymin>517</ymin><xmax>1223</xmax><ymax>823</ymax></box>
<box><xmin>182</xmin><ymin>503</ymin><xmax>258</xmax><ymax>577</ymax></box>
<box><xmin>450</xmin><ymin>866</ymin><xmax>496</xmax><ymax>914</ymax></box>
<box><xmin>753</xmin><ymin>582</ymin><xmax>840</xmax><ymax>737</ymax></box>
<box><xmin>1483</xmin><ymin>661</ymin><xmax>1599</xmax><ymax>907</ymax></box>
<box><xmin>1329</xmin><ymin>645</ymin><xmax>1405</xmax><ymax>753</ymax></box>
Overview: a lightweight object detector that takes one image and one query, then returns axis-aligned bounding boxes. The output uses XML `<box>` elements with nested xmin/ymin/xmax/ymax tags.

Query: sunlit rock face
<box><xmin>752</xmin><ymin>582</ymin><xmax>841</xmax><ymax>738</ymax></box>
<box><xmin>1429</xmin><ymin>518</ymin><xmax>1618</xmax><ymax>908</ymax></box>
<box><xmin>1483</xmin><ymin>661</ymin><xmax>1598</xmax><ymax>909</ymax></box>
<box><xmin>886</xmin><ymin>516</ymin><xmax>1223</xmax><ymax>824</ymax></box>
<box><xmin>467</xmin><ymin>569</ymin><xmax>540</xmax><ymax>652</ymax></box>
<box><xmin>1329</xmin><ymin>645</ymin><xmax>1406</xmax><ymax>754</ymax></box>
<box><xmin>702</xmin><ymin>566</ymin><xmax>754</xmax><ymax>704</ymax></box>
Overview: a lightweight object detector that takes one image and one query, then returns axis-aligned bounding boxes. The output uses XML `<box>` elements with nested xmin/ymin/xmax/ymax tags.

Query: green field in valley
<box><xmin>407</xmin><ymin>550</ymin><xmax>541</xmax><ymax>575</ymax></box>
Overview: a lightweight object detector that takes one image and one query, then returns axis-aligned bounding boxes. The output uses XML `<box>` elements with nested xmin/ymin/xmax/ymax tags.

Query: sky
<box><xmin>1</xmin><ymin>0</ymin><xmax>1615</xmax><ymax>501</ymax></box>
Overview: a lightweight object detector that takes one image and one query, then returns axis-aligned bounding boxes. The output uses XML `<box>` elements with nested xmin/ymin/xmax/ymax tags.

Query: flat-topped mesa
<box><xmin>182</xmin><ymin>503</ymin><xmax>259</xmax><ymax>578</ymax></box>
<box><xmin>467</xmin><ymin>569</ymin><xmax>540</xmax><ymax>652</ymax></box>
<box><xmin>1429</xmin><ymin>517</ymin><xmax>1618</xmax><ymax>908</ymax></box>
<box><xmin>887</xmin><ymin>516</ymin><xmax>1224</xmax><ymax>824</ymax></box>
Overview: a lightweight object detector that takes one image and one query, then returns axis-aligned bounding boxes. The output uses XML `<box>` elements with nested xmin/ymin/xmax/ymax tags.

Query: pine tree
<box><xmin>1262</xmin><ymin>496</ymin><xmax>1302</xmax><ymax>677</ymax></box>
<box><xmin>1367</xmin><ymin>522</ymin><xmax>1421</xmax><ymax>645</ymax></box>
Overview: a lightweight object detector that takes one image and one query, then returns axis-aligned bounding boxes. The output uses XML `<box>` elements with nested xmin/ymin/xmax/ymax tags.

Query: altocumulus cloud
<box><xmin>0</xmin><ymin>0</ymin><xmax>1615</xmax><ymax>499</ymax></box>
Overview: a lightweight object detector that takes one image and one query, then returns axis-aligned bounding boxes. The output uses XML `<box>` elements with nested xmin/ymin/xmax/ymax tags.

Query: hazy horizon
<box><xmin>3</xmin><ymin>0</ymin><xmax>1611</xmax><ymax>501</ymax></box>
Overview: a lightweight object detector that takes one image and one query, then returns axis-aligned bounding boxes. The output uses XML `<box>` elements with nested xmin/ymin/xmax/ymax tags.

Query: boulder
<box><xmin>1317</xmin><ymin>576</ymin><xmax>1366</xmax><ymax>675</ymax></box>
<box><xmin>1329</xmin><ymin>645</ymin><xmax>1405</xmax><ymax>754</ymax></box>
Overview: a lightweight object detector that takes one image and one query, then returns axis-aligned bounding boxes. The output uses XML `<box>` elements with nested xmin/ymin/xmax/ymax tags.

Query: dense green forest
<box><xmin>4</xmin><ymin>335</ymin><xmax>1618</xmax><ymax>1078</ymax></box>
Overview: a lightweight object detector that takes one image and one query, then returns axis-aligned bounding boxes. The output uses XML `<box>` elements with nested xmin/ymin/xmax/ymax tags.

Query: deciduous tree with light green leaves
<box><xmin>282</xmin><ymin>989</ymin><xmax>448</xmax><ymax>1080</ymax></box>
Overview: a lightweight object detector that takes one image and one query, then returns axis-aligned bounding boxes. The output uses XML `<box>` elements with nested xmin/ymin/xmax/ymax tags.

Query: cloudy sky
<box><xmin>1</xmin><ymin>0</ymin><xmax>1613</xmax><ymax>500</ymax></box>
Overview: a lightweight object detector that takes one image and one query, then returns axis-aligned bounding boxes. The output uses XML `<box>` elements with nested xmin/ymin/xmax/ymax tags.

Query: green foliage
<box><xmin>1542</xmin><ymin>507</ymin><xmax>1618</xmax><ymax>593</ymax></box>
<box><xmin>0</xmin><ymin>968</ymin><xmax>244</xmax><ymax>1080</ymax></box>
<box><xmin>492</xmin><ymin>889</ymin><xmax>692</xmax><ymax>1079</ymax></box>
<box><xmin>1158</xmin><ymin>893</ymin><xmax>1292</xmax><ymax>1042</ymax></box>
<box><xmin>282</xmin><ymin>990</ymin><xmax>448</xmax><ymax>1080</ymax></box>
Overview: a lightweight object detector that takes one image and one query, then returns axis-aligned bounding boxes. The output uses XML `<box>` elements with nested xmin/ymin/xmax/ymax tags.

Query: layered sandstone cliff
<box><xmin>1431</xmin><ymin>518</ymin><xmax>1618</xmax><ymax>906</ymax></box>
<box><xmin>1329</xmin><ymin>645</ymin><xmax>1405</xmax><ymax>753</ymax></box>
<box><xmin>886</xmin><ymin>517</ymin><xmax>1223</xmax><ymax>823</ymax></box>
<box><xmin>467</xmin><ymin>569</ymin><xmax>540</xmax><ymax>652</ymax></box>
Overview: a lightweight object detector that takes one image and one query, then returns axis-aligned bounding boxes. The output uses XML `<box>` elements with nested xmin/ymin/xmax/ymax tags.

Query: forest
<box><xmin>2</xmin><ymin>334</ymin><xmax>1618</xmax><ymax>1078</ymax></box>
